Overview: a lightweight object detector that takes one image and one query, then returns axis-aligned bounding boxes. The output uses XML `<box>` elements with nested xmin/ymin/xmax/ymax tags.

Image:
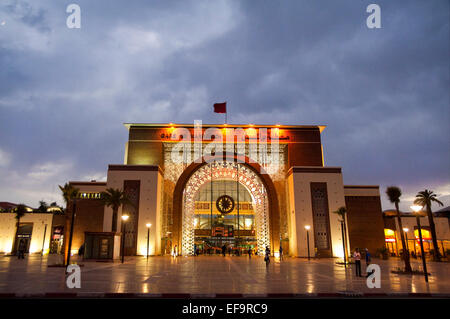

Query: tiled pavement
<box><xmin>0</xmin><ymin>254</ymin><xmax>449</xmax><ymax>296</ymax></box>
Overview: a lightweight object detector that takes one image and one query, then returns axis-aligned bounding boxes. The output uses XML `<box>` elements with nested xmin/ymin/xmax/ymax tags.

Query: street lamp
<box><xmin>121</xmin><ymin>215</ymin><xmax>129</xmax><ymax>264</ymax></box>
<box><xmin>340</xmin><ymin>220</ymin><xmax>347</xmax><ymax>267</ymax></box>
<box><xmin>305</xmin><ymin>225</ymin><xmax>311</xmax><ymax>260</ymax></box>
<box><xmin>66</xmin><ymin>198</ymin><xmax>77</xmax><ymax>266</ymax></box>
<box><xmin>403</xmin><ymin>228</ymin><xmax>409</xmax><ymax>252</ymax></box>
<box><xmin>411</xmin><ymin>205</ymin><xmax>428</xmax><ymax>283</ymax></box>
<box><xmin>41</xmin><ymin>224</ymin><xmax>47</xmax><ymax>256</ymax></box>
<box><xmin>146</xmin><ymin>223</ymin><xmax>152</xmax><ymax>259</ymax></box>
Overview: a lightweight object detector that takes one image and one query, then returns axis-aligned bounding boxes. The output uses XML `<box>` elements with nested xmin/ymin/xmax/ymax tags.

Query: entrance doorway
<box><xmin>13</xmin><ymin>223</ymin><xmax>33</xmax><ymax>253</ymax></box>
<box><xmin>181</xmin><ymin>161</ymin><xmax>270</xmax><ymax>256</ymax></box>
<box><xmin>193</xmin><ymin>180</ymin><xmax>258</xmax><ymax>256</ymax></box>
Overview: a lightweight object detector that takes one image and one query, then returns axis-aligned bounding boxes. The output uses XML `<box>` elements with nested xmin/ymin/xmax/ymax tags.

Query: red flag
<box><xmin>214</xmin><ymin>102</ymin><xmax>227</xmax><ymax>113</ymax></box>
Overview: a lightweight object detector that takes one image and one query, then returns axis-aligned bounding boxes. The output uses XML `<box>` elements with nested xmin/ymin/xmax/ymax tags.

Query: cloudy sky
<box><xmin>0</xmin><ymin>0</ymin><xmax>448</xmax><ymax>212</ymax></box>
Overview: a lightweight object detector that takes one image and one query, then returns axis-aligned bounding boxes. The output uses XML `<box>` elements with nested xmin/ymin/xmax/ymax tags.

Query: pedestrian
<box><xmin>78</xmin><ymin>243</ymin><xmax>85</xmax><ymax>257</ymax></box>
<box><xmin>364</xmin><ymin>248</ymin><xmax>371</xmax><ymax>266</ymax></box>
<box><xmin>353</xmin><ymin>248</ymin><xmax>362</xmax><ymax>277</ymax></box>
<box><xmin>279</xmin><ymin>245</ymin><xmax>283</xmax><ymax>261</ymax></box>
<box><xmin>264</xmin><ymin>246</ymin><xmax>270</xmax><ymax>266</ymax></box>
<box><xmin>222</xmin><ymin>245</ymin><xmax>226</xmax><ymax>257</ymax></box>
<box><xmin>17</xmin><ymin>239</ymin><xmax>26</xmax><ymax>259</ymax></box>
<box><xmin>173</xmin><ymin>244</ymin><xmax>178</xmax><ymax>257</ymax></box>
<box><xmin>248</xmin><ymin>248</ymin><xmax>252</xmax><ymax>259</ymax></box>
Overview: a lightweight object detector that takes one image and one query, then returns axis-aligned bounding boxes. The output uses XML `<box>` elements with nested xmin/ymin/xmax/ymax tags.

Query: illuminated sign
<box><xmin>384</xmin><ymin>229</ymin><xmax>396</xmax><ymax>242</ymax></box>
<box><xmin>212</xmin><ymin>225</ymin><xmax>234</xmax><ymax>237</ymax></box>
<box><xmin>414</xmin><ymin>229</ymin><xmax>431</xmax><ymax>241</ymax></box>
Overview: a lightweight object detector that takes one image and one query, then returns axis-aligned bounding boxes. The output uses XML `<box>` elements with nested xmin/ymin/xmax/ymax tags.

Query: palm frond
<box><xmin>100</xmin><ymin>188</ymin><xmax>134</xmax><ymax>209</ymax></box>
<box><xmin>386</xmin><ymin>186</ymin><xmax>402</xmax><ymax>204</ymax></box>
<box><xmin>14</xmin><ymin>204</ymin><xmax>28</xmax><ymax>220</ymax></box>
<box><xmin>58</xmin><ymin>183</ymin><xmax>79</xmax><ymax>206</ymax></box>
<box><xmin>415</xmin><ymin>189</ymin><xmax>444</xmax><ymax>207</ymax></box>
<box><xmin>332</xmin><ymin>206</ymin><xmax>347</xmax><ymax>220</ymax></box>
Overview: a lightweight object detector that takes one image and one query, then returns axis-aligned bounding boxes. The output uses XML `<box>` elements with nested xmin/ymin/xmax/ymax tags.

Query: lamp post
<box><xmin>121</xmin><ymin>215</ymin><xmax>129</xmax><ymax>264</ymax></box>
<box><xmin>411</xmin><ymin>205</ymin><xmax>428</xmax><ymax>283</ymax></box>
<box><xmin>403</xmin><ymin>228</ymin><xmax>409</xmax><ymax>253</ymax></box>
<box><xmin>340</xmin><ymin>220</ymin><xmax>347</xmax><ymax>267</ymax></box>
<box><xmin>41</xmin><ymin>224</ymin><xmax>47</xmax><ymax>256</ymax></box>
<box><xmin>66</xmin><ymin>199</ymin><xmax>77</xmax><ymax>266</ymax></box>
<box><xmin>146</xmin><ymin>223</ymin><xmax>152</xmax><ymax>260</ymax></box>
<box><xmin>305</xmin><ymin>225</ymin><xmax>311</xmax><ymax>260</ymax></box>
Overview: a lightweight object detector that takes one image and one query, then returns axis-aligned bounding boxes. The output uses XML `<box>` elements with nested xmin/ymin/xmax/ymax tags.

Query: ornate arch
<box><xmin>172</xmin><ymin>154</ymin><xmax>280</xmax><ymax>254</ymax></box>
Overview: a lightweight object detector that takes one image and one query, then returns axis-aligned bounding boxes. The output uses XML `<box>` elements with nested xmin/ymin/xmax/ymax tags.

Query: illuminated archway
<box><xmin>172</xmin><ymin>154</ymin><xmax>280</xmax><ymax>255</ymax></box>
<box><xmin>181</xmin><ymin>161</ymin><xmax>270</xmax><ymax>255</ymax></box>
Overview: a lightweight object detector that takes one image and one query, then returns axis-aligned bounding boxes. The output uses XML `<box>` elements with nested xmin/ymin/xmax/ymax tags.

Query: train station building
<box><xmin>62</xmin><ymin>123</ymin><xmax>388</xmax><ymax>259</ymax></box>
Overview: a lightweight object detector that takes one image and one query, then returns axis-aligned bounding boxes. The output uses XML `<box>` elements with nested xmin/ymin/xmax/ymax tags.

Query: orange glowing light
<box><xmin>246</xmin><ymin>128</ymin><xmax>257</xmax><ymax>136</ymax></box>
<box><xmin>414</xmin><ymin>229</ymin><xmax>431</xmax><ymax>241</ymax></box>
<box><xmin>384</xmin><ymin>229</ymin><xmax>396</xmax><ymax>238</ymax></box>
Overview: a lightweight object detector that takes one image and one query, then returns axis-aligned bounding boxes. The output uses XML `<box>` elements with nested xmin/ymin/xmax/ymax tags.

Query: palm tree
<box><xmin>414</xmin><ymin>189</ymin><xmax>444</xmax><ymax>261</ymax></box>
<box><xmin>100</xmin><ymin>188</ymin><xmax>132</xmax><ymax>232</ymax></box>
<box><xmin>48</xmin><ymin>201</ymin><xmax>63</xmax><ymax>214</ymax></box>
<box><xmin>59</xmin><ymin>183</ymin><xmax>79</xmax><ymax>265</ymax></box>
<box><xmin>59</xmin><ymin>183</ymin><xmax>79</xmax><ymax>207</ymax></box>
<box><xmin>37</xmin><ymin>201</ymin><xmax>48</xmax><ymax>213</ymax></box>
<box><xmin>12</xmin><ymin>204</ymin><xmax>28</xmax><ymax>254</ymax></box>
<box><xmin>333</xmin><ymin>206</ymin><xmax>348</xmax><ymax>264</ymax></box>
<box><xmin>386</xmin><ymin>186</ymin><xmax>412</xmax><ymax>272</ymax></box>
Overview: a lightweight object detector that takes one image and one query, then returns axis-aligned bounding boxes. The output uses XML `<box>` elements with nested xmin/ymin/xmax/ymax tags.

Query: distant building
<box><xmin>0</xmin><ymin>202</ymin><xmax>65</xmax><ymax>255</ymax></box>
<box><xmin>383</xmin><ymin>207</ymin><xmax>450</xmax><ymax>257</ymax></box>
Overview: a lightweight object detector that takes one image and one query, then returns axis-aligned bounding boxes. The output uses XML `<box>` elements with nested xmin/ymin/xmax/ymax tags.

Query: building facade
<box><xmin>383</xmin><ymin>208</ymin><xmax>450</xmax><ymax>258</ymax></box>
<box><xmin>62</xmin><ymin>123</ymin><xmax>387</xmax><ymax>259</ymax></box>
<box><xmin>0</xmin><ymin>202</ymin><xmax>64</xmax><ymax>255</ymax></box>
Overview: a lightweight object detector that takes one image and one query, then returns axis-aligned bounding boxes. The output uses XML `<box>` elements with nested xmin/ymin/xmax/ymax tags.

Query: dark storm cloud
<box><xmin>0</xmin><ymin>0</ymin><xmax>448</xmax><ymax>211</ymax></box>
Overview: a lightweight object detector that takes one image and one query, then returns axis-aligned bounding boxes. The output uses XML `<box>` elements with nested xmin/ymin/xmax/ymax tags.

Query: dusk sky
<box><xmin>0</xmin><ymin>0</ymin><xmax>448</xmax><ymax>212</ymax></box>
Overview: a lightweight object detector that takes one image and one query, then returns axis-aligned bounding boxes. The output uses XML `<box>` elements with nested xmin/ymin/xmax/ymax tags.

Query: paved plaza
<box><xmin>0</xmin><ymin>254</ymin><xmax>449</xmax><ymax>296</ymax></box>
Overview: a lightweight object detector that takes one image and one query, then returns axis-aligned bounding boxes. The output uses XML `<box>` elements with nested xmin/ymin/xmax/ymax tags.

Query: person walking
<box><xmin>364</xmin><ymin>248</ymin><xmax>372</xmax><ymax>278</ymax></box>
<box><xmin>364</xmin><ymin>248</ymin><xmax>371</xmax><ymax>266</ymax></box>
<box><xmin>78</xmin><ymin>243</ymin><xmax>85</xmax><ymax>258</ymax></box>
<box><xmin>248</xmin><ymin>248</ymin><xmax>252</xmax><ymax>259</ymax></box>
<box><xmin>264</xmin><ymin>246</ymin><xmax>270</xmax><ymax>267</ymax></box>
<box><xmin>173</xmin><ymin>245</ymin><xmax>178</xmax><ymax>257</ymax></box>
<box><xmin>279</xmin><ymin>245</ymin><xmax>283</xmax><ymax>261</ymax></box>
<box><xmin>17</xmin><ymin>239</ymin><xmax>26</xmax><ymax>259</ymax></box>
<box><xmin>353</xmin><ymin>248</ymin><xmax>362</xmax><ymax>277</ymax></box>
<box><xmin>222</xmin><ymin>245</ymin><xmax>226</xmax><ymax>257</ymax></box>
